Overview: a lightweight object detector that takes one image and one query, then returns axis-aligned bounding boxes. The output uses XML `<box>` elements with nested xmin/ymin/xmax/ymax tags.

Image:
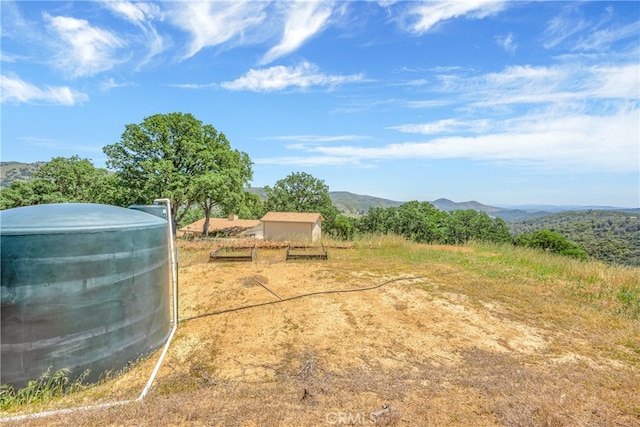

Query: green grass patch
<box><xmin>0</xmin><ymin>367</ymin><xmax>90</xmax><ymax>411</ymax></box>
<box><xmin>616</xmin><ymin>284</ymin><xmax>640</xmax><ymax>319</ymax></box>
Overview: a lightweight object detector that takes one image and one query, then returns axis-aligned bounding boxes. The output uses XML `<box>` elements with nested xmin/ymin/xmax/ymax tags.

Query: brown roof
<box><xmin>260</xmin><ymin>212</ymin><xmax>324</xmax><ymax>223</ymax></box>
<box><xmin>180</xmin><ymin>217</ymin><xmax>261</xmax><ymax>233</ymax></box>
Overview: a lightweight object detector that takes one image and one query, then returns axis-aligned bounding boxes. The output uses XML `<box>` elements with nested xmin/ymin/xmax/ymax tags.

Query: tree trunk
<box><xmin>202</xmin><ymin>204</ymin><xmax>213</xmax><ymax>236</ymax></box>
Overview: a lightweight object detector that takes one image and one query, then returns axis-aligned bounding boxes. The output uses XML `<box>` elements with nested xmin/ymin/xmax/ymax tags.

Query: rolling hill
<box><xmin>0</xmin><ymin>161</ymin><xmax>44</xmax><ymax>187</ymax></box>
<box><xmin>510</xmin><ymin>210</ymin><xmax>640</xmax><ymax>266</ymax></box>
<box><xmin>329</xmin><ymin>192</ymin><xmax>550</xmax><ymax>221</ymax></box>
<box><xmin>328</xmin><ymin>191</ymin><xmax>403</xmax><ymax>215</ymax></box>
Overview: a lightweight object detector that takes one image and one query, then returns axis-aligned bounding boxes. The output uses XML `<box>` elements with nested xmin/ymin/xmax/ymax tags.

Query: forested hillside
<box><xmin>0</xmin><ymin>162</ymin><xmax>44</xmax><ymax>187</ymax></box>
<box><xmin>510</xmin><ymin>211</ymin><xmax>640</xmax><ymax>266</ymax></box>
<box><xmin>329</xmin><ymin>191</ymin><xmax>403</xmax><ymax>215</ymax></box>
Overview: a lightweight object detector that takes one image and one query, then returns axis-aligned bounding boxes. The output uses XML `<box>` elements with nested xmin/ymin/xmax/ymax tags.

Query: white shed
<box><xmin>260</xmin><ymin>212</ymin><xmax>324</xmax><ymax>242</ymax></box>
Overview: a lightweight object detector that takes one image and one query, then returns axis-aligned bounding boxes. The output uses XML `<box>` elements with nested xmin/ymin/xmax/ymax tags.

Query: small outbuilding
<box><xmin>261</xmin><ymin>212</ymin><xmax>324</xmax><ymax>242</ymax></box>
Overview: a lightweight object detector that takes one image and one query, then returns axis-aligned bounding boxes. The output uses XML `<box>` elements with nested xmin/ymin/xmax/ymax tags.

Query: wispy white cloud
<box><xmin>261</xmin><ymin>0</ymin><xmax>334</xmax><ymax>64</ymax></box>
<box><xmin>482</xmin><ymin>64</ymin><xmax>565</xmax><ymax>88</ymax></box>
<box><xmin>101</xmin><ymin>1</ymin><xmax>166</xmax><ymax>68</ymax></box>
<box><xmin>427</xmin><ymin>62</ymin><xmax>639</xmax><ymax>110</ymax></box>
<box><xmin>401</xmin><ymin>0</ymin><xmax>507</xmax><ymax>34</ymax></box>
<box><xmin>542</xmin><ymin>6</ymin><xmax>638</xmax><ymax>52</ymax></box>
<box><xmin>573</xmin><ymin>20</ymin><xmax>640</xmax><ymax>52</ymax></box>
<box><xmin>328</xmin><ymin>97</ymin><xmax>400</xmax><ymax>115</ymax></box>
<box><xmin>469</xmin><ymin>64</ymin><xmax>569</xmax><ymax>106</ymax></box>
<box><xmin>391</xmin><ymin>78</ymin><xmax>430</xmax><ymax>87</ymax></box>
<box><xmin>389</xmin><ymin>119</ymin><xmax>494</xmax><ymax>135</ymax></box>
<box><xmin>100</xmin><ymin>77</ymin><xmax>135</xmax><ymax>93</ymax></box>
<box><xmin>166</xmin><ymin>82</ymin><xmax>217</xmax><ymax>90</ymax></box>
<box><xmin>101</xmin><ymin>1</ymin><xmax>162</xmax><ymax>25</ymax></box>
<box><xmin>0</xmin><ymin>52</ymin><xmax>23</xmax><ymax>63</ymax></box>
<box><xmin>44</xmin><ymin>12</ymin><xmax>126</xmax><ymax>77</ymax></box>
<box><xmin>263</xmin><ymin>135</ymin><xmax>368</xmax><ymax>143</ymax></box>
<box><xmin>542</xmin><ymin>8</ymin><xmax>590</xmax><ymax>49</ymax></box>
<box><xmin>254</xmin><ymin>155</ymin><xmax>365</xmax><ymax>168</ymax></box>
<box><xmin>221</xmin><ymin>62</ymin><xmax>365</xmax><ymax>92</ymax></box>
<box><xmin>495</xmin><ymin>32</ymin><xmax>516</xmax><ymax>54</ymax></box>
<box><xmin>403</xmin><ymin>100</ymin><xmax>451</xmax><ymax>109</ymax></box>
<box><xmin>279</xmin><ymin>108</ymin><xmax>638</xmax><ymax>173</ymax></box>
<box><xmin>587</xmin><ymin>63</ymin><xmax>640</xmax><ymax>99</ymax></box>
<box><xmin>169</xmin><ymin>1</ymin><xmax>268</xmax><ymax>60</ymax></box>
<box><xmin>0</xmin><ymin>1</ymin><xmax>29</xmax><ymax>41</ymax></box>
<box><xmin>0</xmin><ymin>74</ymin><xmax>88</xmax><ymax>105</ymax></box>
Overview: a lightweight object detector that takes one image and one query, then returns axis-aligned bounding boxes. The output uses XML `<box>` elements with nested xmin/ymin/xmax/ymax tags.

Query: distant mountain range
<box><xmin>329</xmin><ymin>192</ymin><xmax>542</xmax><ymax>221</ymax></box>
<box><xmin>3</xmin><ymin>162</ymin><xmax>638</xmax><ymax>222</ymax></box>
<box><xmin>327</xmin><ymin>191</ymin><xmax>639</xmax><ymax>222</ymax></box>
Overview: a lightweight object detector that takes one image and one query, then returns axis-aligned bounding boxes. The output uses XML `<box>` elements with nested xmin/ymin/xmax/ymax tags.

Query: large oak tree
<box><xmin>103</xmin><ymin>113</ymin><xmax>252</xmax><ymax>231</ymax></box>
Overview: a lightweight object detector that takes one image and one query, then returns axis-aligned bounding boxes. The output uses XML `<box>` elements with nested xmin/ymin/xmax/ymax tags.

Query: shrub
<box><xmin>515</xmin><ymin>230</ymin><xmax>588</xmax><ymax>260</ymax></box>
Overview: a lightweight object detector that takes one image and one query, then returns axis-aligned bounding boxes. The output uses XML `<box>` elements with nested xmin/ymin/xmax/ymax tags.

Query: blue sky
<box><xmin>1</xmin><ymin>1</ymin><xmax>639</xmax><ymax>207</ymax></box>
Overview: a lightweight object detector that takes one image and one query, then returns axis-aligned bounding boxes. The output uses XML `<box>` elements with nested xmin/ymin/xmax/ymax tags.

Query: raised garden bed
<box><xmin>210</xmin><ymin>245</ymin><xmax>256</xmax><ymax>262</ymax></box>
<box><xmin>286</xmin><ymin>244</ymin><xmax>328</xmax><ymax>261</ymax></box>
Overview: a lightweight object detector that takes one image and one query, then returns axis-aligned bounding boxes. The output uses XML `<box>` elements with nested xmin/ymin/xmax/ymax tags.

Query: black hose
<box><xmin>179</xmin><ymin>275</ymin><xmax>430</xmax><ymax>322</ymax></box>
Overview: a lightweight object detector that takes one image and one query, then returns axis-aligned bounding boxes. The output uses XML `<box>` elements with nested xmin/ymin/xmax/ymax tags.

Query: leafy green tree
<box><xmin>264</xmin><ymin>172</ymin><xmax>330</xmax><ymax>212</ymax></box>
<box><xmin>330</xmin><ymin>214</ymin><xmax>356</xmax><ymax>240</ymax></box>
<box><xmin>356</xmin><ymin>203</ymin><xmax>512</xmax><ymax>246</ymax></box>
<box><xmin>394</xmin><ymin>201</ymin><xmax>446</xmax><ymax>243</ymax></box>
<box><xmin>34</xmin><ymin>156</ymin><xmax>109</xmax><ymax>202</ymax></box>
<box><xmin>489</xmin><ymin>216</ymin><xmax>512</xmax><ymax>243</ymax></box>
<box><xmin>0</xmin><ymin>156</ymin><xmax>116</xmax><ymax>210</ymax></box>
<box><xmin>515</xmin><ymin>230</ymin><xmax>588</xmax><ymax>260</ymax></box>
<box><xmin>103</xmin><ymin>113</ymin><xmax>251</xmax><ymax>230</ymax></box>
<box><xmin>442</xmin><ymin>210</ymin><xmax>476</xmax><ymax>244</ymax></box>
<box><xmin>443</xmin><ymin>210</ymin><xmax>512</xmax><ymax>244</ymax></box>
<box><xmin>356</xmin><ymin>201</ymin><xmax>446</xmax><ymax>243</ymax></box>
<box><xmin>356</xmin><ymin>206</ymin><xmax>394</xmax><ymax>235</ymax></box>
<box><xmin>0</xmin><ymin>180</ymin><xmax>46</xmax><ymax>209</ymax></box>
<box><xmin>264</xmin><ymin>171</ymin><xmax>341</xmax><ymax>236</ymax></box>
<box><xmin>93</xmin><ymin>174</ymin><xmax>134</xmax><ymax>207</ymax></box>
<box><xmin>236</xmin><ymin>191</ymin><xmax>266</xmax><ymax>219</ymax></box>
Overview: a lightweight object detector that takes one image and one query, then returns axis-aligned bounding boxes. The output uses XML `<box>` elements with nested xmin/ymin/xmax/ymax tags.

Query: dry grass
<box><xmin>3</xmin><ymin>235</ymin><xmax>639</xmax><ymax>426</ymax></box>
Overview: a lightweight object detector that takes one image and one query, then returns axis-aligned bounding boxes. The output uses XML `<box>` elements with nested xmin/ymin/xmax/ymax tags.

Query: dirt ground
<box><xmin>175</xmin><ymin>248</ymin><xmax>546</xmax><ymax>381</ymax></box>
<box><xmin>5</xmin><ymin>241</ymin><xmax>639</xmax><ymax>426</ymax></box>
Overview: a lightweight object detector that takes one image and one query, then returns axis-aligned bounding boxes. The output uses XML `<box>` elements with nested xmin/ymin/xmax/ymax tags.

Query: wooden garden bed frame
<box><xmin>286</xmin><ymin>244</ymin><xmax>328</xmax><ymax>261</ymax></box>
<box><xmin>210</xmin><ymin>245</ymin><xmax>256</xmax><ymax>262</ymax></box>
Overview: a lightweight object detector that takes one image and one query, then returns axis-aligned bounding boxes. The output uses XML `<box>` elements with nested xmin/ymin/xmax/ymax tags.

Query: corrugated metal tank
<box><xmin>0</xmin><ymin>203</ymin><xmax>171</xmax><ymax>388</ymax></box>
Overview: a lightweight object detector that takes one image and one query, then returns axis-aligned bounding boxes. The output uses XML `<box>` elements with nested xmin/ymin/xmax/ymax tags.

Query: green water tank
<box><xmin>129</xmin><ymin>204</ymin><xmax>169</xmax><ymax>220</ymax></box>
<box><xmin>1</xmin><ymin>203</ymin><xmax>171</xmax><ymax>388</ymax></box>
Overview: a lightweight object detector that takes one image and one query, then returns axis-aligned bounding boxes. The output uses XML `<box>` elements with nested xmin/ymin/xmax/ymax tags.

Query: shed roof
<box><xmin>260</xmin><ymin>212</ymin><xmax>324</xmax><ymax>223</ymax></box>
